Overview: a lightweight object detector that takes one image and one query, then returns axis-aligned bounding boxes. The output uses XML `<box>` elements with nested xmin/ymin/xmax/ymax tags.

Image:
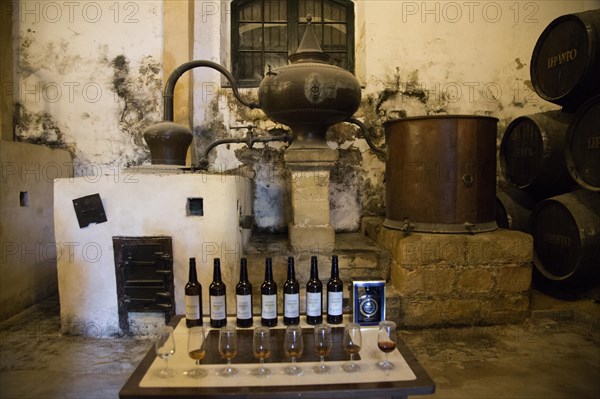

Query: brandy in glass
<box><xmin>283</xmin><ymin>325</ymin><xmax>304</xmax><ymax>376</ymax></box>
<box><xmin>186</xmin><ymin>326</ymin><xmax>207</xmax><ymax>378</ymax></box>
<box><xmin>377</xmin><ymin>320</ymin><xmax>397</xmax><ymax>370</ymax></box>
<box><xmin>218</xmin><ymin>325</ymin><xmax>238</xmax><ymax>377</ymax></box>
<box><xmin>252</xmin><ymin>326</ymin><xmax>271</xmax><ymax>378</ymax></box>
<box><xmin>342</xmin><ymin>323</ymin><xmax>362</xmax><ymax>373</ymax></box>
<box><xmin>313</xmin><ymin>324</ymin><xmax>332</xmax><ymax>374</ymax></box>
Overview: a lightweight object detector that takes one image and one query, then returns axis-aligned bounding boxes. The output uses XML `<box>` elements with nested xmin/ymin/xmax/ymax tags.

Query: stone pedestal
<box><xmin>285</xmin><ymin>144</ymin><xmax>338</xmax><ymax>253</ymax></box>
<box><xmin>363</xmin><ymin>217</ymin><xmax>534</xmax><ymax>327</ymax></box>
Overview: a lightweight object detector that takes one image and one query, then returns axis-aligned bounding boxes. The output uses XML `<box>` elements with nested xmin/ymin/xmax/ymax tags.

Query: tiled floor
<box><xmin>0</xmin><ymin>291</ymin><xmax>598</xmax><ymax>399</ymax></box>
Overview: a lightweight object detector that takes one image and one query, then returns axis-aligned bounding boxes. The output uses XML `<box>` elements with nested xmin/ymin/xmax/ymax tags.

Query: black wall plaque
<box><xmin>72</xmin><ymin>193</ymin><xmax>107</xmax><ymax>228</ymax></box>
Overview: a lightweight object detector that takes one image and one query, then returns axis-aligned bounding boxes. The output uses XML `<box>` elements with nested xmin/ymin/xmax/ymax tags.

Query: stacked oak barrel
<box><xmin>498</xmin><ymin>9</ymin><xmax>600</xmax><ymax>294</ymax></box>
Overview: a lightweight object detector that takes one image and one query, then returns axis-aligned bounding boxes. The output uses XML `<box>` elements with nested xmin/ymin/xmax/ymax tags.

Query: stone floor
<box><xmin>0</xmin><ymin>291</ymin><xmax>598</xmax><ymax>399</ymax></box>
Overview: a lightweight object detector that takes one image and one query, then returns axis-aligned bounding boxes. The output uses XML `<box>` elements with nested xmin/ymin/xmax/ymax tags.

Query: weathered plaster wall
<box><xmin>11</xmin><ymin>1</ymin><xmax>598</xmax><ymax>235</ymax></box>
<box><xmin>1</xmin><ymin>2</ymin><xmax>15</xmax><ymax>140</ymax></box>
<box><xmin>191</xmin><ymin>0</ymin><xmax>597</xmax><ymax>233</ymax></box>
<box><xmin>0</xmin><ymin>141</ymin><xmax>73</xmax><ymax>321</ymax></box>
<box><xmin>13</xmin><ymin>0</ymin><xmax>164</xmax><ymax>175</ymax></box>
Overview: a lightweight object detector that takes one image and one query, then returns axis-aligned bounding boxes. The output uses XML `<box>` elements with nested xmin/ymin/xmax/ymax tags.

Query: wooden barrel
<box><xmin>383</xmin><ymin>115</ymin><xmax>498</xmax><ymax>234</ymax></box>
<box><xmin>565</xmin><ymin>96</ymin><xmax>600</xmax><ymax>191</ymax></box>
<box><xmin>499</xmin><ymin>111</ymin><xmax>576</xmax><ymax>198</ymax></box>
<box><xmin>495</xmin><ymin>188</ymin><xmax>537</xmax><ymax>233</ymax></box>
<box><xmin>530</xmin><ymin>190</ymin><xmax>600</xmax><ymax>291</ymax></box>
<box><xmin>530</xmin><ymin>9</ymin><xmax>600</xmax><ymax>110</ymax></box>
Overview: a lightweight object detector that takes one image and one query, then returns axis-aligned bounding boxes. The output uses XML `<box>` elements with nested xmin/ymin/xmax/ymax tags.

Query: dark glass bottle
<box><xmin>209</xmin><ymin>258</ymin><xmax>227</xmax><ymax>328</ymax></box>
<box><xmin>185</xmin><ymin>257</ymin><xmax>202</xmax><ymax>327</ymax></box>
<box><xmin>327</xmin><ymin>255</ymin><xmax>343</xmax><ymax>324</ymax></box>
<box><xmin>261</xmin><ymin>257</ymin><xmax>278</xmax><ymax>327</ymax></box>
<box><xmin>236</xmin><ymin>258</ymin><xmax>253</xmax><ymax>328</ymax></box>
<box><xmin>283</xmin><ymin>256</ymin><xmax>300</xmax><ymax>325</ymax></box>
<box><xmin>306</xmin><ymin>255</ymin><xmax>323</xmax><ymax>325</ymax></box>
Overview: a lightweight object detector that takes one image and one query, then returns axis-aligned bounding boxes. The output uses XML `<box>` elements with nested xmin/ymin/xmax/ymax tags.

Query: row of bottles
<box><xmin>184</xmin><ymin>255</ymin><xmax>344</xmax><ymax>329</ymax></box>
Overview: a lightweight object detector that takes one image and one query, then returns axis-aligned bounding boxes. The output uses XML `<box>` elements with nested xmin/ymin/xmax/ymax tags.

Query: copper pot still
<box><xmin>383</xmin><ymin>115</ymin><xmax>499</xmax><ymax>234</ymax></box>
<box><xmin>144</xmin><ymin>14</ymin><xmax>361</xmax><ymax>166</ymax></box>
<box><xmin>258</xmin><ymin>15</ymin><xmax>361</xmax><ymax>148</ymax></box>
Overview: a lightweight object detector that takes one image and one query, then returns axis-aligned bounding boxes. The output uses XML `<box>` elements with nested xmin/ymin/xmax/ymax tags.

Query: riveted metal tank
<box><xmin>383</xmin><ymin>115</ymin><xmax>499</xmax><ymax>234</ymax></box>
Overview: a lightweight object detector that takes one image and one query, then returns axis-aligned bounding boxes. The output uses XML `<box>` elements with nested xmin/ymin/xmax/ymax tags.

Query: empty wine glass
<box><xmin>154</xmin><ymin>325</ymin><xmax>176</xmax><ymax>378</ymax></box>
<box><xmin>283</xmin><ymin>325</ymin><xmax>304</xmax><ymax>376</ymax></box>
<box><xmin>219</xmin><ymin>326</ymin><xmax>238</xmax><ymax>377</ymax></box>
<box><xmin>185</xmin><ymin>326</ymin><xmax>207</xmax><ymax>378</ymax></box>
<box><xmin>252</xmin><ymin>326</ymin><xmax>271</xmax><ymax>378</ymax></box>
<box><xmin>377</xmin><ymin>320</ymin><xmax>397</xmax><ymax>370</ymax></box>
<box><xmin>342</xmin><ymin>323</ymin><xmax>362</xmax><ymax>373</ymax></box>
<box><xmin>313</xmin><ymin>324</ymin><xmax>332</xmax><ymax>374</ymax></box>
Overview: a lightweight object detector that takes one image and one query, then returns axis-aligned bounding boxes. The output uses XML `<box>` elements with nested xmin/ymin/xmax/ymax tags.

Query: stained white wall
<box><xmin>14</xmin><ymin>0</ymin><xmax>164</xmax><ymax>175</ymax></box>
<box><xmin>359</xmin><ymin>0</ymin><xmax>598</xmax><ymax>119</ymax></box>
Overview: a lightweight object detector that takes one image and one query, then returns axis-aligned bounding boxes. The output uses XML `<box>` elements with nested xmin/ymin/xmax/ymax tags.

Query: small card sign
<box><xmin>72</xmin><ymin>193</ymin><xmax>107</xmax><ymax>228</ymax></box>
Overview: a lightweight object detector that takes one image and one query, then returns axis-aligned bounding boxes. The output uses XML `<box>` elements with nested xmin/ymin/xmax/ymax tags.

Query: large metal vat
<box><xmin>383</xmin><ymin>115</ymin><xmax>498</xmax><ymax>234</ymax></box>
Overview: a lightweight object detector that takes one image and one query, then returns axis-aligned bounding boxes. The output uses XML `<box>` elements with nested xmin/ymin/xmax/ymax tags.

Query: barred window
<box><xmin>231</xmin><ymin>0</ymin><xmax>355</xmax><ymax>87</ymax></box>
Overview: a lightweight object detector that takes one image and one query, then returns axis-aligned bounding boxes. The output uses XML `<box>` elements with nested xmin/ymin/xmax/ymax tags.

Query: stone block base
<box><xmin>363</xmin><ymin>217</ymin><xmax>534</xmax><ymax>327</ymax></box>
<box><xmin>288</xmin><ymin>224</ymin><xmax>335</xmax><ymax>253</ymax></box>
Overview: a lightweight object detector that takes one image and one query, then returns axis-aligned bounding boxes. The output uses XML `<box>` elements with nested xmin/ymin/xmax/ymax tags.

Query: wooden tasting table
<box><xmin>119</xmin><ymin>315</ymin><xmax>435</xmax><ymax>399</ymax></box>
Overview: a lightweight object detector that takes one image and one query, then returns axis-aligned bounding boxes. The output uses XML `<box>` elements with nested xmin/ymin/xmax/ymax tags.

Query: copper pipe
<box><xmin>162</xmin><ymin>60</ymin><xmax>259</xmax><ymax>121</ymax></box>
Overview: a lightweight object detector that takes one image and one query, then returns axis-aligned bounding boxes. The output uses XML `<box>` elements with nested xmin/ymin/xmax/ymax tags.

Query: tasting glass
<box><xmin>313</xmin><ymin>324</ymin><xmax>332</xmax><ymax>374</ymax></box>
<box><xmin>376</xmin><ymin>320</ymin><xmax>397</xmax><ymax>370</ymax></box>
<box><xmin>252</xmin><ymin>326</ymin><xmax>271</xmax><ymax>378</ymax></box>
<box><xmin>186</xmin><ymin>326</ymin><xmax>208</xmax><ymax>378</ymax></box>
<box><xmin>218</xmin><ymin>325</ymin><xmax>238</xmax><ymax>377</ymax></box>
<box><xmin>283</xmin><ymin>325</ymin><xmax>304</xmax><ymax>376</ymax></box>
<box><xmin>342</xmin><ymin>323</ymin><xmax>362</xmax><ymax>373</ymax></box>
<box><xmin>154</xmin><ymin>325</ymin><xmax>176</xmax><ymax>378</ymax></box>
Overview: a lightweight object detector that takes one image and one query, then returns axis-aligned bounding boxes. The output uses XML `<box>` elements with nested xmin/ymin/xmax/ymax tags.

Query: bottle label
<box><xmin>185</xmin><ymin>294</ymin><xmax>200</xmax><ymax>319</ymax></box>
<box><xmin>327</xmin><ymin>291</ymin><xmax>343</xmax><ymax>316</ymax></box>
<box><xmin>210</xmin><ymin>295</ymin><xmax>226</xmax><ymax>320</ymax></box>
<box><xmin>261</xmin><ymin>294</ymin><xmax>277</xmax><ymax>319</ymax></box>
<box><xmin>284</xmin><ymin>293</ymin><xmax>299</xmax><ymax>318</ymax></box>
<box><xmin>306</xmin><ymin>292</ymin><xmax>322</xmax><ymax>317</ymax></box>
<box><xmin>236</xmin><ymin>294</ymin><xmax>252</xmax><ymax>319</ymax></box>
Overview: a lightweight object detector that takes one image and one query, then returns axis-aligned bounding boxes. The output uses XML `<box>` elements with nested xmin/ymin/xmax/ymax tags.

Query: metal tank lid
<box><xmin>288</xmin><ymin>14</ymin><xmax>331</xmax><ymax>64</ymax></box>
<box><xmin>383</xmin><ymin>114</ymin><xmax>499</xmax><ymax>126</ymax></box>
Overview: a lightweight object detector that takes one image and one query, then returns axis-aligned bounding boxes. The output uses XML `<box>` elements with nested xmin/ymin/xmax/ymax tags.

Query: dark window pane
<box><xmin>264</xmin><ymin>53</ymin><xmax>289</xmax><ymax>71</ymax></box>
<box><xmin>264</xmin><ymin>0</ymin><xmax>286</xmax><ymax>22</ymax></box>
<box><xmin>298</xmin><ymin>23</ymin><xmax>323</xmax><ymax>46</ymax></box>
<box><xmin>239</xmin><ymin>1</ymin><xmax>261</xmax><ymax>21</ymax></box>
<box><xmin>299</xmin><ymin>0</ymin><xmax>322</xmax><ymax>22</ymax></box>
<box><xmin>232</xmin><ymin>0</ymin><xmax>353</xmax><ymax>85</ymax></box>
<box><xmin>264</xmin><ymin>24</ymin><xmax>287</xmax><ymax>51</ymax></box>
<box><xmin>239</xmin><ymin>23</ymin><xmax>263</xmax><ymax>50</ymax></box>
<box><xmin>324</xmin><ymin>0</ymin><xmax>346</xmax><ymax>22</ymax></box>
<box><xmin>322</xmin><ymin>24</ymin><xmax>346</xmax><ymax>50</ymax></box>
<box><xmin>238</xmin><ymin>52</ymin><xmax>264</xmax><ymax>81</ymax></box>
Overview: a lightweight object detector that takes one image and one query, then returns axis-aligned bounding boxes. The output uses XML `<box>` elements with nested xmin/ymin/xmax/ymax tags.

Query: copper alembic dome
<box><xmin>258</xmin><ymin>15</ymin><xmax>362</xmax><ymax>148</ymax></box>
